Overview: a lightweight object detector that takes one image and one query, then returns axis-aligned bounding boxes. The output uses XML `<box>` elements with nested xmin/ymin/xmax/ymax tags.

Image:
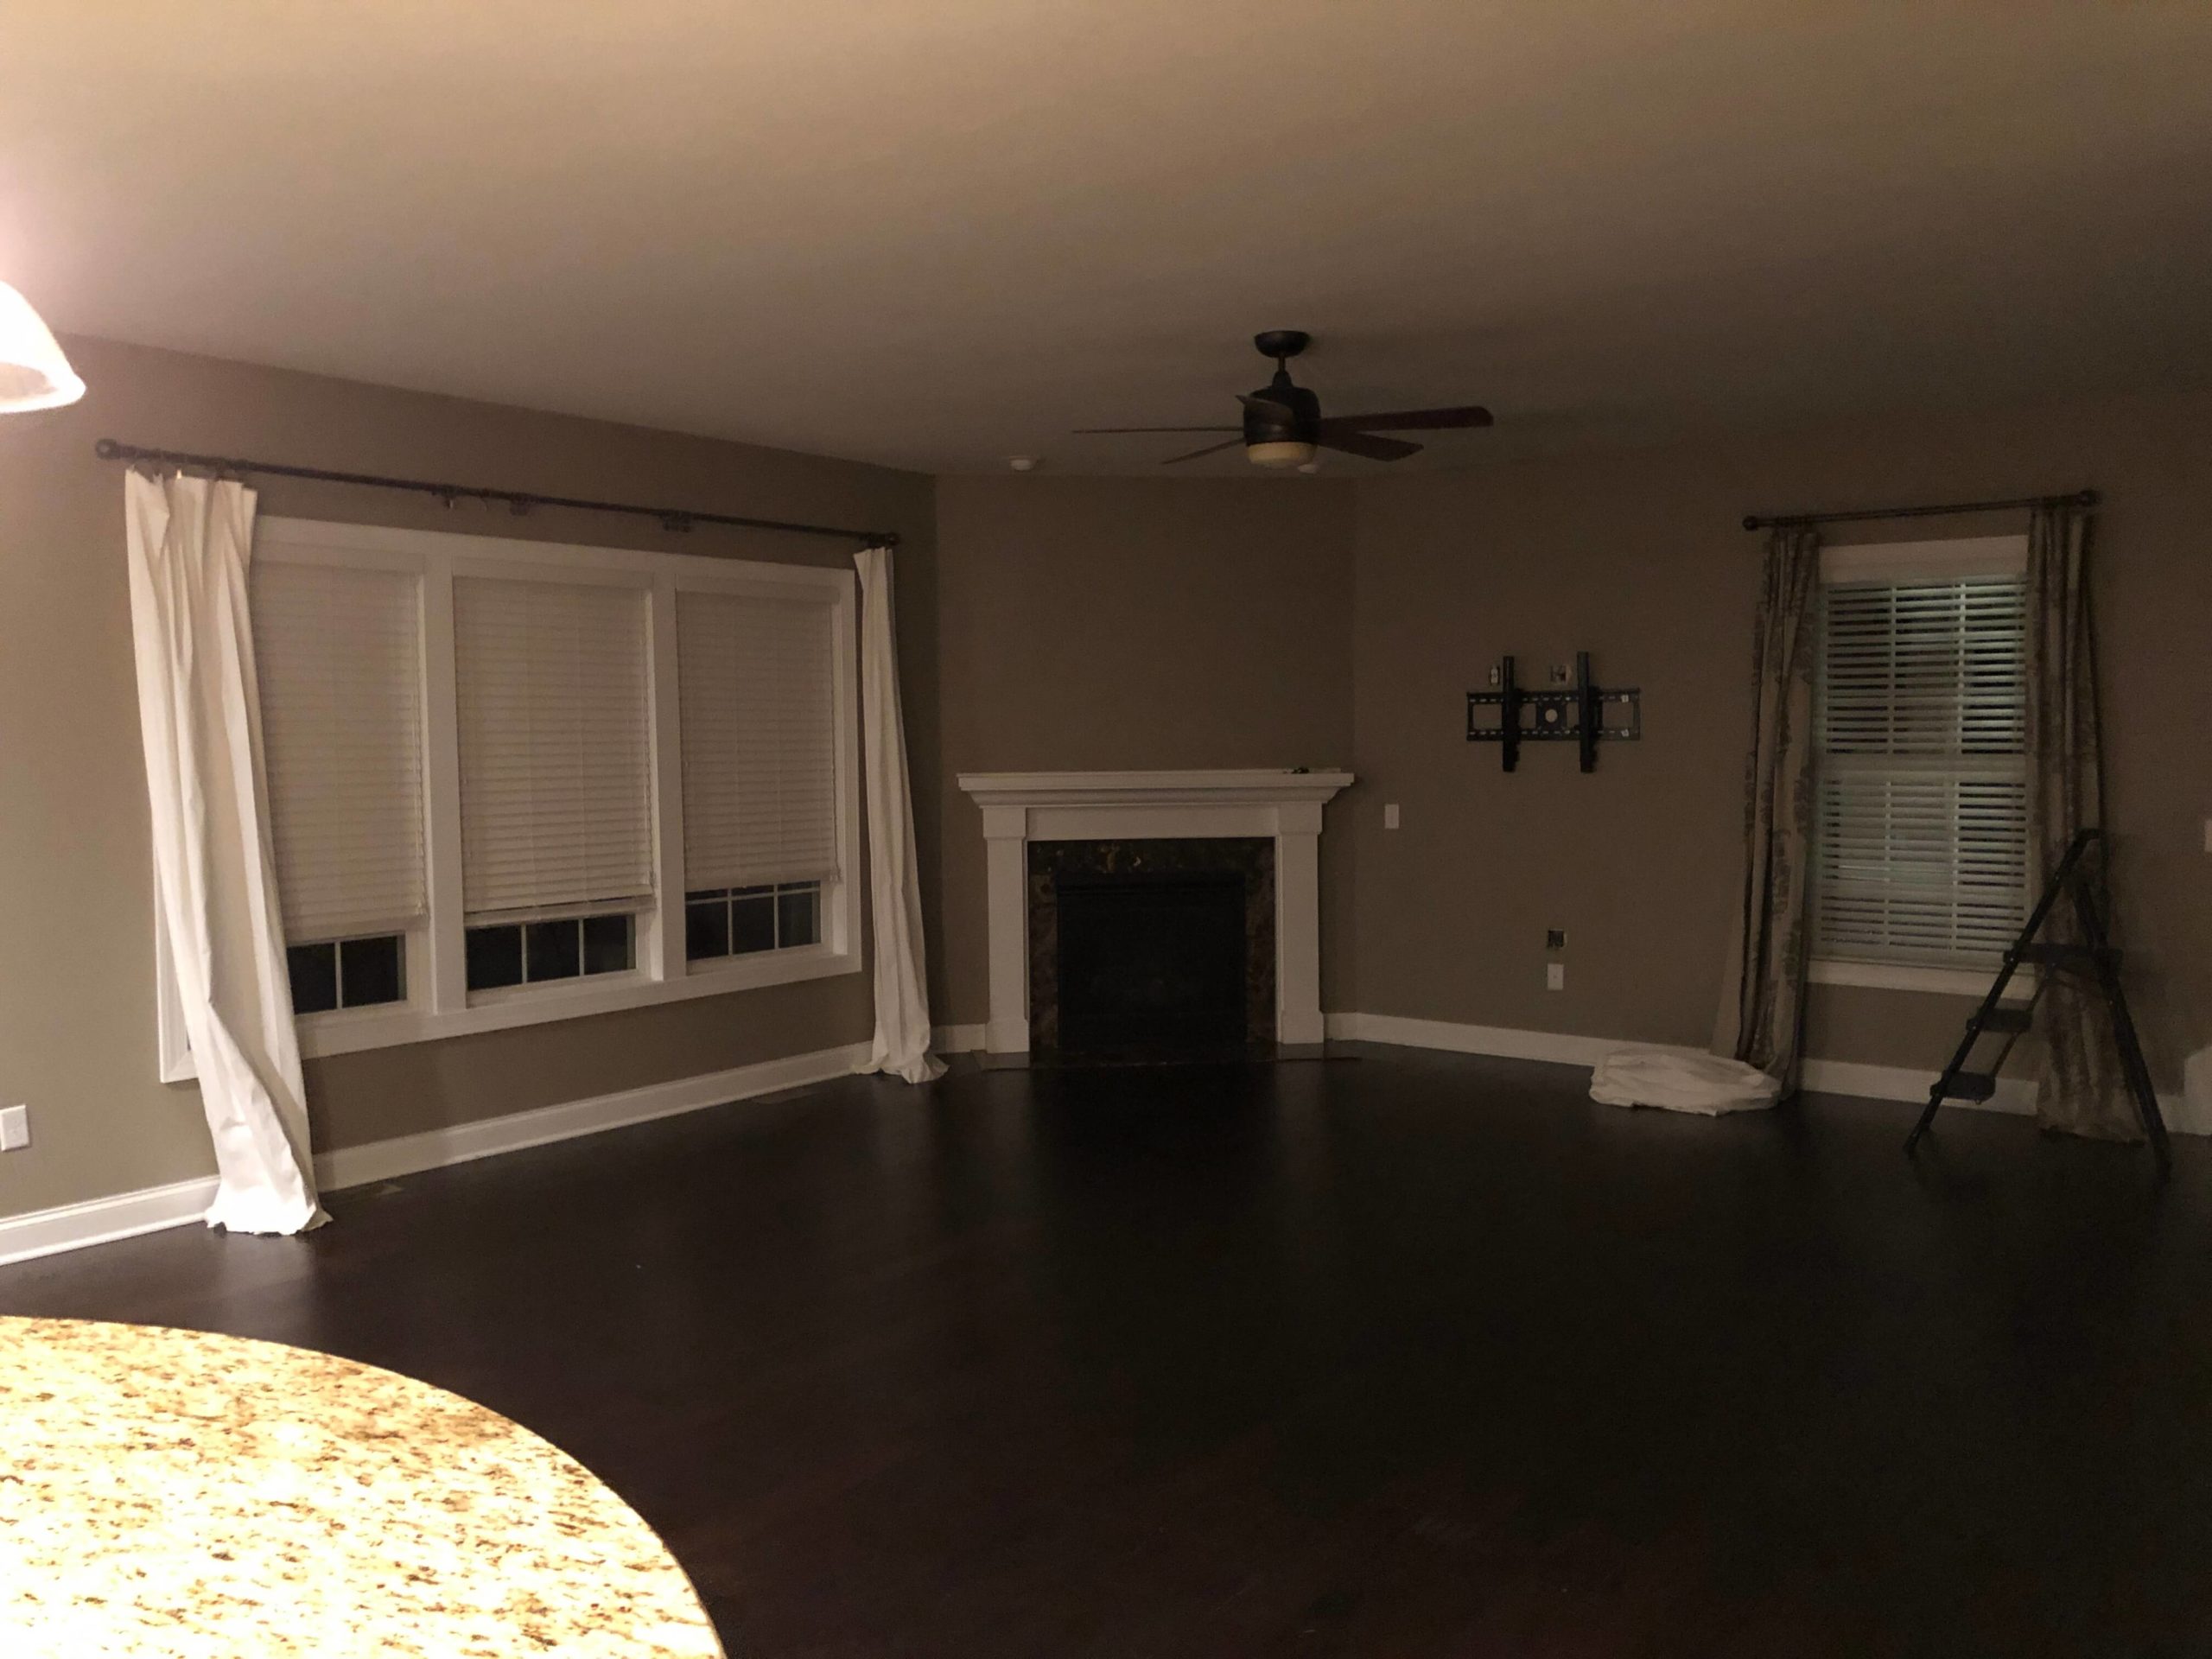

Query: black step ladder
<box><xmin>1904</xmin><ymin>828</ymin><xmax>2170</xmax><ymax>1175</ymax></box>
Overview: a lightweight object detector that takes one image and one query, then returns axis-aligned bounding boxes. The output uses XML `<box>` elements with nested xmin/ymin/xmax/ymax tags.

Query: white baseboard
<box><xmin>316</xmin><ymin>1041</ymin><xmax>872</xmax><ymax>1192</ymax></box>
<box><xmin>10</xmin><ymin>1021</ymin><xmax>2193</xmax><ymax>1273</ymax></box>
<box><xmin>2164</xmin><ymin>1090</ymin><xmax>2212</xmax><ymax>1139</ymax></box>
<box><xmin>933</xmin><ymin>1022</ymin><xmax>988</xmax><ymax>1055</ymax></box>
<box><xmin>1797</xmin><ymin>1056</ymin><xmax>2034</xmax><ymax>1115</ymax></box>
<box><xmin>0</xmin><ymin>1040</ymin><xmax>873</xmax><ymax>1270</ymax></box>
<box><xmin>1326</xmin><ymin>1012</ymin><xmax>1616</xmax><ymax>1067</ymax></box>
<box><xmin>0</xmin><ymin>1175</ymin><xmax>224</xmax><ymax>1269</ymax></box>
<box><xmin>1328</xmin><ymin>1010</ymin><xmax>2195</xmax><ymax>1132</ymax></box>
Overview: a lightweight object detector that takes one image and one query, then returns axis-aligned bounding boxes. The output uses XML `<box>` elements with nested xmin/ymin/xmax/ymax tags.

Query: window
<box><xmin>453</xmin><ymin>575</ymin><xmax>657</xmax><ymax>921</ymax></box>
<box><xmin>155</xmin><ymin>517</ymin><xmax>859</xmax><ymax>1079</ymax></box>
<box><xmin>684</xmin><ymin>882</ymin><xmax>823</xmax><ymax>962</ymax></box>
<box><xmin>1811</xmin><ymin>538</ymin><xmax>2030</xmax><ymax>971</ymax></box>
<box><xmin>674</xmin><ymin>588</ymin><xmax>840</xmax><ymax>975</ymax></box>
<box><xmin>286</xmin><ymin>934</ymin><xmax>407</xmax><ymax>1014</ymax></box>
<box><xmin>453</xmin><ymin>575</ymin><xmax>657</xmax><ymax>992</ymax></box>
<box><xmin>465</xmin><ymin>913</ymin><xmax>635</xmax><ymax>990</ymax></box>
<box><xmin>250</xmin><ymin>557</ymin><xmax>427</xmax><ymax>1014</ymax></box>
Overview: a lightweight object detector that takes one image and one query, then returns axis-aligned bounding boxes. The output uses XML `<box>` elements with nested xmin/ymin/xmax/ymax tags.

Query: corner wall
<box><xmin>1345</xmin><ymin>387</ymin><xmax>2212</xmax><ymax>1088</ymax></box>
<box><xmin>929</xmin><ymin>475</ymin><xmax>1358</xmax><ymax>1024</ymax></box>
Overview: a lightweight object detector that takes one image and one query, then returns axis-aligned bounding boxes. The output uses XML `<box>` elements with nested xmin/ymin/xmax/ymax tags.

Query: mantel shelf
<box><xmin>957</xmin><ymin>768</ymin><xmax>1353</xmax><ymax>810</ymax></box>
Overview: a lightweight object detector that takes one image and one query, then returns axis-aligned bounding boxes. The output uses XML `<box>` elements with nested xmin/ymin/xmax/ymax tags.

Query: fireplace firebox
<box><xmin>1027</xmin><ymin>837</ymin><xmax>1274</xmax><ymax>1061</ymax></box>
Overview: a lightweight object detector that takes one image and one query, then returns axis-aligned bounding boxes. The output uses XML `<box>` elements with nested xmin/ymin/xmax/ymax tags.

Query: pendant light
<box><xmin>0</xmin><ymin>283</ymin><xmax>85</xmax><ymax>412</ymax></box>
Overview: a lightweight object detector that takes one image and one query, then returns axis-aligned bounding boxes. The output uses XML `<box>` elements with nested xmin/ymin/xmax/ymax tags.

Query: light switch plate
<box><xmin>0</xmin><ymin>1105</ymin><xmax>28</xmax><ymax>1152</ymax></box>
<box><xmin>1546</xmin><ymin>963</ymin><xmax>1566</xmax><ymax>991</ymax></box>
<box><xmin>1384</xmin><ymin>803</ymin><xmax>1401</xmax><ymax>830</ymax></box>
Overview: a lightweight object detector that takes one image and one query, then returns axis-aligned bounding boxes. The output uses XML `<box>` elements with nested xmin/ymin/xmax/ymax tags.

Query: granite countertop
<box><xmin>0</xmin><ymin>1316</ymin><xmax>723</xmax><ymax>1657</ymax></box>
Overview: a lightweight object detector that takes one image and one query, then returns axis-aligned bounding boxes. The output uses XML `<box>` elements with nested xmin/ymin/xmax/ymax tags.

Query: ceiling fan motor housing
<box><xmin>1243</xmin><ymin>378</ymin><xmax>1321</xmax><ymax>445</ymax></box>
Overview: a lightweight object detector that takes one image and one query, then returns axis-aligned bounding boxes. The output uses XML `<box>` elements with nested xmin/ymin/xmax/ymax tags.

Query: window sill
<box><xmin>163</xmin><ymin>944</ymin><xmax>860</xmax><ymax>1080</ymax></box>
<box><xmin>1808</xmin><ymin>957</ymin><xmax>2032</xmax><ymax>1000</ymax></box>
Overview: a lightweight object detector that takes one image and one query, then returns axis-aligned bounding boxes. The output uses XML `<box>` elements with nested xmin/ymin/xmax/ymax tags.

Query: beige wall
<box><xmin>0</xmin><ymin>337</ymin><xmax>935</xmax><ymax>1220</ymax></box>
<box><xmin>928</xmin><ymin>477</ymin><xmax>1358</xmax><ymax>1024</ymax></box>
<box><xmin>8</xmin><ymin>342</ymin><xmax>2203</xmax><ymax>1227</ymax></box>
<box><xmin>1346</xmin><ymin>387</ymin><xmax>2212</xmax><ymax>1088</ymax></box>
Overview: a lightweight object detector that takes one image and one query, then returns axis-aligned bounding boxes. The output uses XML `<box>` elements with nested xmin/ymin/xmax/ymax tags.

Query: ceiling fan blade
<box><xmin>1319</xmin><ymin>405</ymin><xmax>1495</xmax><ymax>432</ymax></box>
<box><xmin>1160</xmin><ymin>438</ymin><xmax>1247</xmax><ymax>465</ymax></box>
<box><xmin>1316</xmin><ymin>430</ymin><xmax>1422</xmax><ymax>462</ymax></box>
<box><xmin>1074</xmin><ymin>425</ymin><xmax>1241</xmax><ymax>435</ymax></box>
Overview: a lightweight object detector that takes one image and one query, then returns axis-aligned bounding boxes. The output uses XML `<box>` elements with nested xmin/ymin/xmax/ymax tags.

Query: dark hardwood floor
<box><xmin>5</xmin><ymin>1046</ymin><xmax>2207</xmax><ymax>1656</ymax></box>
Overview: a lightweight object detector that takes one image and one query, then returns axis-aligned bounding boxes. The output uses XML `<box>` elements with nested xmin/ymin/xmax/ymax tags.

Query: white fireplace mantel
<box><xmin>957</xmin><ymin>768</ymin><xmax>1353</xmax><ymax>1054</ymax></box>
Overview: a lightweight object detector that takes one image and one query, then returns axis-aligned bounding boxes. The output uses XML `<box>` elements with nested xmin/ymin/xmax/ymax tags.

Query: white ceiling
<box><xmin>7</xmin><ymin>3</ymin><xmax>2211</xmax><ymax>474</ymax></box>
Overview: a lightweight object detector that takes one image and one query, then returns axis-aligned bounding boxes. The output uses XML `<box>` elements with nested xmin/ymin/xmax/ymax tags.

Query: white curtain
<box><xmin>853</xmin><ymin>545</ymin><xmax>944</xmax><ymax>1084</ymax></box>
<box><xmin>124</xmin><ymin>473</ymin><xmax>323</xmax><ymax>1234</ymax></box>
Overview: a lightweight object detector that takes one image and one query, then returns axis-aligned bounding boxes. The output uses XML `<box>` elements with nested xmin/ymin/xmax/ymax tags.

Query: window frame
<box><xmin>156</xmin><ymin>515</ymin><xmax>861</xmax><ymax>1081</ymax></box>
<box><xmin>1808</xmin><ymin>534</ymin><xmax>2033</xmax><ymax>994</ymax></box>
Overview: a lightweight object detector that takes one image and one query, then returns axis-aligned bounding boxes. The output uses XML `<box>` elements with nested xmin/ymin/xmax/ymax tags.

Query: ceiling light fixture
<box><xmin>0</xmin><ymin>282</ymin><xmax>83</xmax><ymax>412</ymax></box>
<box><xmin>1074</xmin><ymin>331</ymin><xmax>1492</xmax><ymax>470</ymax></box>
<box><xmin>1246</xmin><ymin>439</ymin><xmax>1316</xmax><ymax>469</ymax></box>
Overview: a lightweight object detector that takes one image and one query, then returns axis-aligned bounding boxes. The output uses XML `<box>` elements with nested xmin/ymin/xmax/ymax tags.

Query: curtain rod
<box><xmin>92</xmin><ymin>439</ymin><xmax>899</xmax><ymax>546</ymax></box>
<box><xmin>1741</xmin><ymin>487</ymin><xmax>2096</xmax><ymax>532</ymax></box>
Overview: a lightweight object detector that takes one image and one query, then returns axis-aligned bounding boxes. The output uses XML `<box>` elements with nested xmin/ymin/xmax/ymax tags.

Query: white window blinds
<box><xmin>1813</xmin><ymin>572</ymin><xmax>2029</xmax><ymax>965</ymax></box>
<box><xmin>454</xmin><ymin>575</ymin><xmax>655</xmax><ymax>920</ymax></box>
<box><xmin>251</xmin><ymin>560</ymin><xmax>427</xmax><ymax>940</ymax></box>
<box><xmin>676</xmin><ymin>589</ymin><xmax>840</xmax><ymax>889</ymax></box>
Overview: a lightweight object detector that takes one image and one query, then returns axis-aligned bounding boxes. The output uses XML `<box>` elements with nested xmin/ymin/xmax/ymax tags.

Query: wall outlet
<box><xmin>0</xmin><ymin>1104</ymin><xmax>28</xmax><ymax>1153</ymax></box>
<box><xmin>1384</xmin><ymin>803</ymin><xmax>1401</xmax><ymax>830</ymax></box>
<box><xmin>1546</xmin><ymin>963</ymin><xmax>1566</xmax><ymax>991</ymax></box>
<box><xmin>1548</xmin><ymin>663</ymin><xmax>1571</xmax><ymax>685</ymax></box>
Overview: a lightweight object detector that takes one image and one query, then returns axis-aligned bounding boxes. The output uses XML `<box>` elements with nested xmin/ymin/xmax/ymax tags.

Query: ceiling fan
<box><xmin>1075</xmin><ymin>330</ymin><xmax>1493</xmax><ymax>468</ymax></box>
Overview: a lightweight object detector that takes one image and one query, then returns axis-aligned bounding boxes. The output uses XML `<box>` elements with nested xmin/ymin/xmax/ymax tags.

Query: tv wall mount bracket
<box><xmin>1466</xmin><ymin>652</ymin><xmax>1640</xmax><ymax>772</ymax></box>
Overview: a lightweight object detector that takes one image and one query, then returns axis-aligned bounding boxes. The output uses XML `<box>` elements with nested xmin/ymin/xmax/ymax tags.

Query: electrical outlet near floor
<box><xmin>1546</xmin><ymin>963</ymin><xmax>1566</xmax><ymax>991</ymax></box>
<box><xmin>0</xmin><ymin>1104</ymin><xmax>29</xmax><ymax>1152</ymax></box>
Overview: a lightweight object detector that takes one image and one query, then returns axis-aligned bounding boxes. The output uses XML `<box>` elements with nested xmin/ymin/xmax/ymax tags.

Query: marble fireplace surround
<box><xmin>957</xmin><ymin>769</ymin><xmax>1353</xmax><ymax>1055</ymax></box>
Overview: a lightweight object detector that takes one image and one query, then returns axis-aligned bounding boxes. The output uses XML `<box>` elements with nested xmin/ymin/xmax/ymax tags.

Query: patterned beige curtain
<box><xmin>2024</xmin><ymin>505</ymin><xmax>2136</xmax><ymax>1139</ymax></box>
<box><xmin>1713</xmin><ymin>525</ymin><xmax>1821</xmax><ymax>1087</ymax></box>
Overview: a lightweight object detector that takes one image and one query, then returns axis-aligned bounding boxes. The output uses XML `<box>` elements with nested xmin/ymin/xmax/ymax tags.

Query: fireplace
<box><xmin>957</xmin><ymin>769</ymin><xmax>1352</xmax><ymax>1057</ymax></box>
<box><xmin>1028</xmin><ymin>838</ymin><xmax>1274</xmax><ymax>1060</ymax></box>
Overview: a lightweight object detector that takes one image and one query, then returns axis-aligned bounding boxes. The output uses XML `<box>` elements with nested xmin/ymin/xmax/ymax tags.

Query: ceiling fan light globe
<box><xmin>1246</xmin><ymin>439</ymin><xmax>1315</xmax><ymax>469</ymax></box>
<box><xmin>0</xmin><ymin>283</ymin><xmax>83</xmax><ymax>412</ymax></box>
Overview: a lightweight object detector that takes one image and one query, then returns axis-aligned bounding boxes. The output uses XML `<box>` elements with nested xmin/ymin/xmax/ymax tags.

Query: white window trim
<box><xmin>156</xmin><ymin>515</ymin><xmax>861</xmax><ymax>1082</ymax></box>
<box><xmin>1808</xmin><ymin>533</ymin><xmax>2031</xmax><ymax>995</ymax></box>
<box><xmin>1808</xmin><ymin>957</ymin><xmax>2034</xmax><ymax>1001</ymax></box>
